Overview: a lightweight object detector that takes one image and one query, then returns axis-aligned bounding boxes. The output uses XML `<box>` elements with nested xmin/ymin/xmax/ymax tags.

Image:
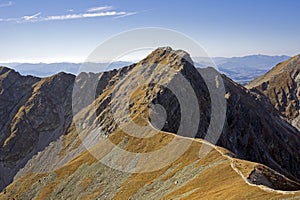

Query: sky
<box><xmin>0</xmin><ymin>0</ymin><xmax>300</xmax><ymax>63</ymax></box>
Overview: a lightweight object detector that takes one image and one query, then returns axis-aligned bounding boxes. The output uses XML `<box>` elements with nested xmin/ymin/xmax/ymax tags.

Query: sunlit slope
<box><xmin>1</xmin><ymin>126</ymin><xmax>299</xmax><ymax>200</ymax></box>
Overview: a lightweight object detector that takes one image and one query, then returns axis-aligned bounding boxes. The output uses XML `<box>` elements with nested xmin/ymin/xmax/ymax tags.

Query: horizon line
<box><xmin>0</xmin><ymin>53</ymin><xmax>293</xmax><ymax>64</ymax></box>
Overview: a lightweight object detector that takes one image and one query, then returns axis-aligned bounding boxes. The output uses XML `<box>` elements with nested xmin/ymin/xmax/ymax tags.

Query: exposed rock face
<box><xmin>247</xmin><ymin>165</ymin><xmax>300</xmax><ymax>191</ymax></box>
<box><xmin>0</xmin><ymin>48</ymin><xmax>300</xmax><ymax>199</ymax></box>
<box><xmin>246</xmin><ymin>54</ymin><xmax>300</xmax><ymax>130</ymax></box>
<box><xmin>72</xmin><ymin>65</ymin><xmax>134</xmax><ymax>115</ymax></box>
<box><xmin>219</xmin><ymin>75</ymin><xmax>300</xmax><ymax>182</ymax></box>
<box><xmin>0</xmin><ymin>68</ymin><xmax>75</xmax><ymax>190</ymax></box>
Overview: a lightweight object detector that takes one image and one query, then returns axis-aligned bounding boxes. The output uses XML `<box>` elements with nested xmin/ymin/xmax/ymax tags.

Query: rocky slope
<box><xmin>0</xmin><ymin>47</ymin><xmax>300</xmax><ymax>199</ymax></box>
<box><xmin>216</xmin><ymin>74</ymin><xmax>300</xmax><ymax>183</ymax></box>
<box><xmin>0</xmin><ymin>68</ymin><xmax>75</xmax><ymax>191</ymax></box>
<box><xmin>247</xmin><ymin>54</ymin><xmax>300</xmax><ymax>130</ymax></box>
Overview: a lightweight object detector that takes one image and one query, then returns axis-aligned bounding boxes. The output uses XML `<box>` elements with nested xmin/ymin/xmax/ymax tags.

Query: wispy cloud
<box><xmin>114</xmin><ymin>9</ymin><xmax>151</xmax><ymax>19</ymax></box>
<box><xmin>22</xmin><ymin>12</ymin><xmax>41</xmax><ymax>21</ymax></box>
<box><xmin>87</xmin><ymin>6</ymin><xmax>113</xmax><ymax>12</ymax></box>
<box><xmin>113</xmin><ymin>12</ymin><xmax>137</xmax><ymax>19</ymax></box>
<box><xmin>0</xmin><ymin>17</ymin><xmax>17</xmax><ymax>22</ymax></box>
<box><xmin>0</xmin><ymin>12</ymin><xmax>40</xmax><ymax>23</ymax></box>
<box><xmin>43</xmin><ymin>11</ymin><xmax>126</xmax><ymax>21</ymax></box>
<box><xmin>0</xmin><ymin>1</ymin><xmax>13</xmax><ymax>8</ymax></box>
<box><xmin>0</xmin><ymin>5</ymin><xmax>136</xmax><ymax>23</ymax></box>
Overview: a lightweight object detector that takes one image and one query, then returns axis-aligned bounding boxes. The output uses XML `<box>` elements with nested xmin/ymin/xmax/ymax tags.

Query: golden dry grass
<box><xmin>2</xmin><ymin>123</ymin><xmax>299</xmax><ymax>199</ymax></box>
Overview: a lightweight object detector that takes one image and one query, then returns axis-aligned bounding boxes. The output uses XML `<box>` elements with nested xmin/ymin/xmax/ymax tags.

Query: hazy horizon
<box><xmin>0</xmin><ymin>52</ymin><xmax>294</xmax><ymax>64</ymax></box>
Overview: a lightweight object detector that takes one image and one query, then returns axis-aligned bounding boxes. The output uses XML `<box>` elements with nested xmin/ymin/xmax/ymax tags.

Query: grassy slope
<box><xmin>1</xmin><ymin>127</ymin><xmax>299</xmax><ymax>200</ymax></box>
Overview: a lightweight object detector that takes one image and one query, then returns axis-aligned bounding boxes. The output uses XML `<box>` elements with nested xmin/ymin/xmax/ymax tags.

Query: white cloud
<box><xmin>0</xmin><ymin>17</ymin><xmax>17</xmax><ymax>22</ymax></box>
<box><xmin>0</xmin><ymin>8</ymin><xmax>136</xmax><ymax>23</ymax></box>
<box><xmin>114</xmin><ymin>12</ymin><xmax>137</xmax><ymax>19</ymax></box>
<box><xmin>0</xmin><ymin>1</ymin><xmax>13</xmax><ymax>8</ymax></box>
<box><xmin>22</xmin><ymin>12</ymin><xmax>41</xmax><ymax>21</ymax></box>
<box><xmin>87</xmin><ymin>6</ymin><xmax>113</xmax><ymax>12</ymax></box>
<box><xmin>43</xmin><ymin>11</ymin><xmax>126</xmax><ymax>21</ymax></box>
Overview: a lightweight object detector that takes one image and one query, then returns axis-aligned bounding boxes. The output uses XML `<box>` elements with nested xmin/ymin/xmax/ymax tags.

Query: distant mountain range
<box><xmin>0</xmin><ymin>62</ymin><xmax>132</xmax><ymax>77</ymax></box>
<box><xmin>194</xmin><ymin>55</ymin><xmax>290</xmax><ymax>85</ymax></box>
<box><xmin>0</xmin><ymin>55</ymin><xmax>290</xmax><ymax>85</ymax></box>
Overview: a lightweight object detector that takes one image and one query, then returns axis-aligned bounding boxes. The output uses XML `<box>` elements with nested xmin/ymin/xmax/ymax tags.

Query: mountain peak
<box><xmin>140</xmin><ymin>47</ymin><xmax>193</xmax><ymax>66</ymax></box>
<box><xmin>156</xmin><ymin>46</ymin><xmax>173</xmax><ymax>52</ymax></box>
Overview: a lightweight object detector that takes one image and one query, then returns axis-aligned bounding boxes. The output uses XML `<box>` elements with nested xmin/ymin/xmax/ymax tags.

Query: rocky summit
<box><xmin>0</xmin><ymin>47</ymin><xmax>299</xmax><ymax>199</ymax></box>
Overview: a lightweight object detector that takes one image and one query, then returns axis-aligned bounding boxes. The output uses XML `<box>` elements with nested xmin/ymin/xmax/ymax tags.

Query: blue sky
<box><xmin>0</xmin><ymin>0</ymin><xmax>300</xmax><ymax>62</ymax></box>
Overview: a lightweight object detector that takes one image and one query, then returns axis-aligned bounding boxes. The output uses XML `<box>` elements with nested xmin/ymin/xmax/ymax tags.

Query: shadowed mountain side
<box><xmin>247</xmin><ymin>54</ymin><xmax>300</xmax><ymax>131</ymax></box>
<box><xmin>0</xmin><ymin>69</ymin><xmax>75</xmax><ymax>191</ymax></box>
<box><xmin>218</xmin><ymin>73</ymin><xmax>300</xmax><ymax>183</ymax></box>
